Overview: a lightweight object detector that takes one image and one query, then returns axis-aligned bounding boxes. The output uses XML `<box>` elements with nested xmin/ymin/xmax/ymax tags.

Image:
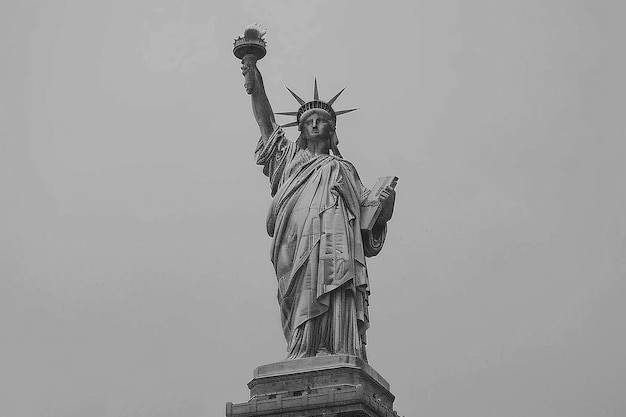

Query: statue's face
<box><xmin>301</xmin><ymin>110</ymin><xmax>333</xmax><ymax>142</ymax></box>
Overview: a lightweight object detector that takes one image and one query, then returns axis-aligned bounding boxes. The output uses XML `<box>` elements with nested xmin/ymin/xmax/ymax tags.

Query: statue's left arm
<box><xmin>375</xmin><ymin>185</ymin><xmax>396</xmax><ymax>227</ymax></box>
<box><xmin>362</xmin><ymin>185</ymin><xmax>396</xmax><ymax>257</ymax></box>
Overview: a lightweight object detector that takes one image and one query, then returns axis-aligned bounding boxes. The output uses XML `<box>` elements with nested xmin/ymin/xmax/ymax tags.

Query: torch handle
<box><xmin>242</xmin><ymin>54</ymin><xmax>258</xmax><ymax>95</ymax></box>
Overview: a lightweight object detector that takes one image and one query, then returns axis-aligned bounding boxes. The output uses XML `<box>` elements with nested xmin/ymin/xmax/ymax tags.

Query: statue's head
<box><xmin>299</xmin><ymin>109</ymin><xmax>335</xmax><ymax>142</ymax></box>
<box><xmin>297</xmin><ymin>109</ymin><xmax>341</xmax><ymax>156</ymax></box>
<box><xmin>276</xmin><ymin>79</ymin><xmax>357</xmax><ymax>157</ymax></box>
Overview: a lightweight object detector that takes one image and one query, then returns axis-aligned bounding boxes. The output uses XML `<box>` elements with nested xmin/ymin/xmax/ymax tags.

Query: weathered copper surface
<box><xmin>228</xmin><ymin>22</ymin><xmax>401</xmax><ymax>417</ymax></box>
<box><xmin>236</xmin><ymin>24</ymin><xmax>397</xmax><ymax>361</ymax></box>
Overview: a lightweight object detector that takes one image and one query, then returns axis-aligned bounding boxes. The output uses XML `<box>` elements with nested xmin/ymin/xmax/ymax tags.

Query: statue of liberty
<box><xmin>235</xmin><ymin>25</ymin><xmax>396</xmax><ymax>362</ymax></box>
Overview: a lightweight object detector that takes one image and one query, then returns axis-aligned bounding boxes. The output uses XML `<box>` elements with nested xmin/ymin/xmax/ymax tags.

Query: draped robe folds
<box><xmin>255</xmin><ymin>127</ymin><xmax>386</xmax><ymax>361</ymax></box>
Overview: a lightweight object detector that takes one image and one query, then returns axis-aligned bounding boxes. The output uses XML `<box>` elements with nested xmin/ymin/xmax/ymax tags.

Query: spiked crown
<box><xmin>275</xmin><ymin>78</ymin><xmax>358</xmax><ymax>128</ymax></box>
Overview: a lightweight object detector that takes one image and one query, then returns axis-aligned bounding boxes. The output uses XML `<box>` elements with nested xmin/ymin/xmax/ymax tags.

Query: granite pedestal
<box><xmin>226</xmin><ymin>355</ymin><xmax>399</xmax><ymax>417</ymax></box>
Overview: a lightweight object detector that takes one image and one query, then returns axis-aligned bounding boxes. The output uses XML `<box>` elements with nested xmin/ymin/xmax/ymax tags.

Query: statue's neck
<box><xmin>307</xmin><ymin>139</ymin><xmax>330</xmax><ymax>156</ymax></box>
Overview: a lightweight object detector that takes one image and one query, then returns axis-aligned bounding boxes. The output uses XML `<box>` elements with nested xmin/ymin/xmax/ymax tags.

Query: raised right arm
<box><xmin>241</xmin><ymin>55</ymin><xmax>276</xmax><ymax>142</ymax></box>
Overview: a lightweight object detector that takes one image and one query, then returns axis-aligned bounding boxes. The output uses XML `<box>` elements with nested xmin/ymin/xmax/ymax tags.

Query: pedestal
<box><xmin>226</xmin><ymin>355</ymin><xmax>399</xmax><ymax>417</ymax></box>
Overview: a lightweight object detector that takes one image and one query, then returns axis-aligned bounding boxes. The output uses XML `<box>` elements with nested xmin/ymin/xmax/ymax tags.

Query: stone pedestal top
<box><xmin>251</xmin><ymin>355</ymin><xmax>390</xmax><ymax>391</ymax></box>
<box><xmin>226</xmin><ymin>356</ymin><xmax>399</xmax><ymax>416</ymax></box>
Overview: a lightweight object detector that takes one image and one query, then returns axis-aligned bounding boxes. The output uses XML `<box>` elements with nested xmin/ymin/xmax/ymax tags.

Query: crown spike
<box><xmin>335</xmin><ymin>108</ymin><xmax>359</xmax><ymax>116</ymax></box>
<box><xmin>313</xmin><ymin>77</ymin><xmax>320</xmax><ymax>101</ymax></box>
<box><xmin>283</xmin><ymin>79</ymin><xmax>357</xmax><ymax>127</ymax></box>
<box><xmin>285</xmin><ymin>86</ymin><xmax>305</xmax><ymax>105</ymax></box>
<box><xmin>327</xmin><ymin>87</ymin><xmax>347</xmax><ymax>106</ymax></box>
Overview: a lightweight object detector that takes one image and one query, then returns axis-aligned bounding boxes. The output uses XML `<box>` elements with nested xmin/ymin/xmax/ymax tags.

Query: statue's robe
<box><xmin>255</xmin><ymin>127</ymin><xmax>386</xmax><ymax>360</ymax></box>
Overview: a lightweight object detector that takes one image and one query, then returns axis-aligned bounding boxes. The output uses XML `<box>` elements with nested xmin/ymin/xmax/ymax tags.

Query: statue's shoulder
<box><xmin>336</xmin><ymin>156</ymin><xmax>357</xmax><ymax>170</ymax></box>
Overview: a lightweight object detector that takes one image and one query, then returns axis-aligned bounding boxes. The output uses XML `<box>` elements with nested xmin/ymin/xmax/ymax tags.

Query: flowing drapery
<box><xmin>255</xmin><ymin>127</ymin><xmax>385</xmax><ymax>360</ymax></box>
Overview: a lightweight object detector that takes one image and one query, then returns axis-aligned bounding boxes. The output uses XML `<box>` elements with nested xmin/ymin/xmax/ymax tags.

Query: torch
<box><xmin>233</xmin><ymin>24</ymin><xmax>267</xmax><ymax>95</ymax></box>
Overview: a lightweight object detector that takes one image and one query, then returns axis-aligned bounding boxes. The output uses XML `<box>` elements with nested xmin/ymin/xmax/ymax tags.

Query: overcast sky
<box><xmin>2</xmin><ymin>1</ymin><xmax>625</xmax><ymax>416</ymax></box>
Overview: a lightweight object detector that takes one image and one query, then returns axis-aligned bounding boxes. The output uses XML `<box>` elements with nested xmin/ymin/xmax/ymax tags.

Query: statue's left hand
<box><xmin>376</xmin><ymin>185</ymin><xmax>396</xmax><ymax>226</ymax></box>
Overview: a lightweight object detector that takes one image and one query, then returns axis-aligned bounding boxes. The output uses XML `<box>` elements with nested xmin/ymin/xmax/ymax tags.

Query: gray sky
<box><xmin>2</xmin><ymin>1</ymin><xmax>625</xmax><ymax>416</ymax></box>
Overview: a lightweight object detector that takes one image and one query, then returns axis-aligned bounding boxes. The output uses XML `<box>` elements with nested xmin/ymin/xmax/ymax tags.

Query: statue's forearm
<box><xmin>251</xmin><ymin>82</ymin><xmax>276</xmax><ymax>140</ymax></box>
<box><xmin>245</xmin><ymin>60</ymin><xmax>276</xmax><ymax>141</ymax></box>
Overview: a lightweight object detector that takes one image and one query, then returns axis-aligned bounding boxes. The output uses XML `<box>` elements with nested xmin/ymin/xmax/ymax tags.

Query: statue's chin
<box><xmin>305</xmin><ymin>134</ymin><xmax>330</xmax><ymax>142</ymax></box>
